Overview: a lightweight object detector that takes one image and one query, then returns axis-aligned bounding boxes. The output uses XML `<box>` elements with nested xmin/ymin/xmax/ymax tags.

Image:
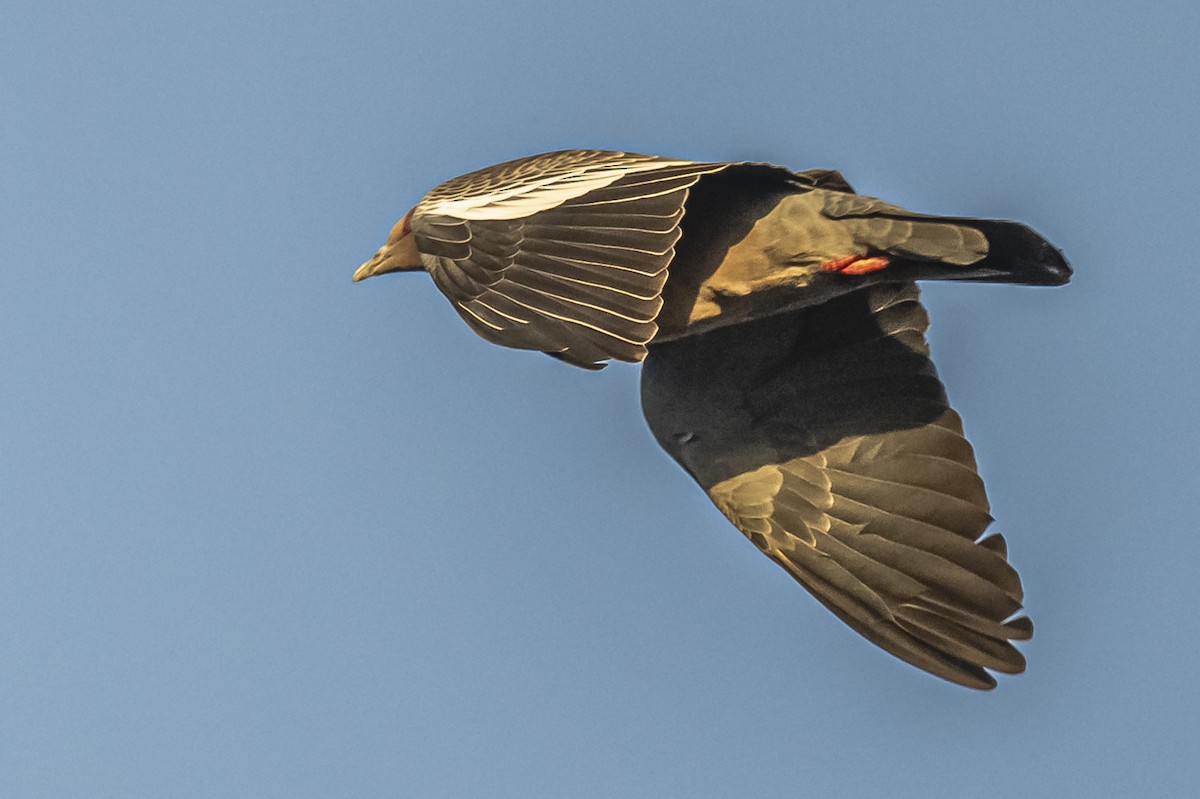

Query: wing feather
<box><xmin>413</xmin><ymin>151</ymin><xmax>730</xmax><ymax>367</ymax></box>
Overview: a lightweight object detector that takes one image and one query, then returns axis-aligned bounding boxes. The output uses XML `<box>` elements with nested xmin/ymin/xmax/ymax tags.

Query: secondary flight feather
<box><xmin>355</xmin><ymin>149</ymin><xmax>1070</xmax><ymax>689</ymax></box>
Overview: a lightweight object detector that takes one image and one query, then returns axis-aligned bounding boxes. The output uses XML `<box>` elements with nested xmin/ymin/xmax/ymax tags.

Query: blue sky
<box><xmin>3</xmin><ymin>1</ymin><xmax>1198</xmax><ymax>796</ymax></box>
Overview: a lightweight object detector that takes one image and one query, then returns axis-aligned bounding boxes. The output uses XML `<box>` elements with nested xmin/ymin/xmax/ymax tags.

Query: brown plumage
<box><xmin>355</xmin><ymin>150</ymin><xmax>1070</xmax><ymax>688</ymax></box>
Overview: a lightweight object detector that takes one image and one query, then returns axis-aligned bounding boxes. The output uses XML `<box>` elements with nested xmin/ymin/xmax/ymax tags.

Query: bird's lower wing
<box><xmin>709</xmin><ymin>408</ymin><xmax>1029</xmax><ymax>689</ymax></box>
<box><xmin>642</xmin><ymin>283</ymin><xmax>1030</xmax><ymax>689</ymax></box>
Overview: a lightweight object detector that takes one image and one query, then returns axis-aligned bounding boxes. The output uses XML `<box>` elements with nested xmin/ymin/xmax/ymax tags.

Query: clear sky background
<box><xmin>3</xmin><ymin>1</ymin><xmax>1198</xmax><ymax>796</ymax></box>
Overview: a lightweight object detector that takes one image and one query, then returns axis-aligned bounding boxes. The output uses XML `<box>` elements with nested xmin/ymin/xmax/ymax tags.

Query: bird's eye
<box><xmin>673</xmin><ymin>432</ymin><xmax>697</xmax><ymax>444</ymax></box>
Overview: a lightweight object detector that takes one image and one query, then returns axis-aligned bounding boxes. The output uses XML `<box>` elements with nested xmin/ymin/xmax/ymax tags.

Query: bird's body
<box><xmin>356</xmin><ymin>150</ymin><xmax>1070</xmax><ymax>689</ymax></box>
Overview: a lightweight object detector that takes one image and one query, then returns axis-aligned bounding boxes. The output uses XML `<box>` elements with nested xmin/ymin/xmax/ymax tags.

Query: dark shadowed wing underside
<box><xmin>640</xmin><ymin>283</ymin><xmax>1031</xmax><ymax>688</ymax></box>
<box><xmin>411</xmin><ymin>151</ymin><xmax>732</xmax><ymax>368</ymax></box>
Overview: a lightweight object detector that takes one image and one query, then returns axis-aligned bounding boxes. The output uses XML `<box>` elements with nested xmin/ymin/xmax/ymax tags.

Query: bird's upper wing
<box><xmin>411</xmin><ymin>150</ymin><xmax>732</xmax><ymax>368</ymax></box>
<box><xmin>640</xmin><ymin>283</ymin><xmax>1030</xmax><ymax>689</ymax></box>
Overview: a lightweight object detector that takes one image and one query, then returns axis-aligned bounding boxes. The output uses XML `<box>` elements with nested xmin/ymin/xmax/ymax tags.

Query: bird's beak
<box><xmin>353</xmin><ymin>208</ymin><xmax>423</xmax><ymax>282</ymax></box>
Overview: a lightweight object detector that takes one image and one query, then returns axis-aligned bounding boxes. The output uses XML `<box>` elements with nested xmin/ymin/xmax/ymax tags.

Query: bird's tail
<box><xmin>824</xmin><ymin>192</ymin><xmax>1072</xmax><ymax>286</ymax></box>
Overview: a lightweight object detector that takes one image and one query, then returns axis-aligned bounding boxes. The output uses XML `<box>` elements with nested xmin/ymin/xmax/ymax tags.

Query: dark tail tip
<box><xmin>967</xmin><ymin>220</ymin><xmax>1072</xmax><ymax>286</ymax></box>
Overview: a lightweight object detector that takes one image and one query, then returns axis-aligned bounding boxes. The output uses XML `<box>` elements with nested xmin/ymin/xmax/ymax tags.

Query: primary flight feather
<box><xmin>355</xmin><ymin>149</ymin><xmax>1070</xmax><ymax>689</ymax></box>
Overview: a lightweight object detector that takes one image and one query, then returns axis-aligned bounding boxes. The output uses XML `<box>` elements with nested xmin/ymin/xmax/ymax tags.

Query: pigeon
<box><xmin>355</xmin><ymin>150</ymin><xmax>1070</xmax><ymax>689</ymax></box>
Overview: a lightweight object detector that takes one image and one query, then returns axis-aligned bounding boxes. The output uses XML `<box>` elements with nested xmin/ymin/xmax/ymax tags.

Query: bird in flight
<box><xmin>355</xmin><ymin>150</ymin><xmax>1070</xmax><ymax>689</ymax></box>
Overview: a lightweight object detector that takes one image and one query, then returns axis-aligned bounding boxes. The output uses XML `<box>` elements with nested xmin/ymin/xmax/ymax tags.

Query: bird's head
<box><xmin>353</xmin><ymin>208</ymin><xmax>423</xmax><ymax>282</ymax></box>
